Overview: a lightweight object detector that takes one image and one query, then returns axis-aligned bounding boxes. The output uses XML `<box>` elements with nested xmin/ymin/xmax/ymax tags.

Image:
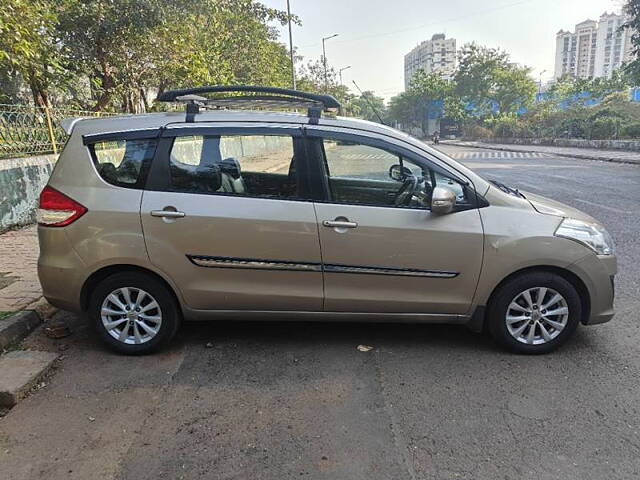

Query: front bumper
<box><xmin>569</xmin><ymin>253</ymin><xmax>617</xmax><ymax>325</ymax></box>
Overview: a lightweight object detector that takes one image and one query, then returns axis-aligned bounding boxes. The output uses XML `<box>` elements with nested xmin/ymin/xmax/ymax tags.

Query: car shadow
<box><xmin>174</xmin><ymin>319</ymin><xmax>497</xmax><ymax>354</ymax></box>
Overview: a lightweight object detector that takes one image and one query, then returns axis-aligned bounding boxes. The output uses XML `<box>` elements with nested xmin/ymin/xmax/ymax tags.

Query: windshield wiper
<box><xmin>490</xmin><ymin>180</ymin><xmax>525</xmax><ymax>198</ymax></box>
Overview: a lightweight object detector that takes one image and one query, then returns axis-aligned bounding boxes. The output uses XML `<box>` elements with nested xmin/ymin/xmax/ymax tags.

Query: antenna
<box><xmin>352</xmin><ymin>80</ymin><xmax>385</xmax><ymax>125</ymax></box>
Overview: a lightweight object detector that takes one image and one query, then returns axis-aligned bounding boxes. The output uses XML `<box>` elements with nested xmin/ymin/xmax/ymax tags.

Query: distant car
<box><xmin>37</xmin><ymin>86</ymin><xmax>616</xmax><ymax>355</ymax></box>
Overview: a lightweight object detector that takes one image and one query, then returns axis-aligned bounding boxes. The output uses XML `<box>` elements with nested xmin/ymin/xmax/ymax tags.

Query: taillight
<box><xmin>37</xmin><ymin>186</ymin><xmax>87</xmax><ymax>227</ymax></box>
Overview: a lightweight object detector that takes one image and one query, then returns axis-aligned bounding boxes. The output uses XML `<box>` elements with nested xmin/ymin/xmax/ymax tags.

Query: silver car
<box><xmin>37</xmin><ymin>86</ymin><xmax>616</xmax><ymax>354</ymax></box>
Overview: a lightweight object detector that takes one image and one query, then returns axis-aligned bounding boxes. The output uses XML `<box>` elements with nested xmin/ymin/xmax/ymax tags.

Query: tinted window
<box><xmin>169</xmin><ymin>134</ymin><xmax>302</xmax><ymax>199</ymax></box>
<box><xmin>321</xmin><ymin>138</ymin><xmax>467</xmax><ymax>208</ymax></box>
<box><xmin>91</xmin><ymin>139</ymin><xmax>157</xmax><ymax>188</ymax></box>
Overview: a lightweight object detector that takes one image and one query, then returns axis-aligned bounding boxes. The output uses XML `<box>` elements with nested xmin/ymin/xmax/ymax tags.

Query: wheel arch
<box><xmin>80</xmin><ymin>264</ymin><xmax>183</xmax><ymax>316</ymax></box>
<box><xmin>472</xmin><ymin>265</ymin><xmax>591</xmax><ymax>332</ymax></box>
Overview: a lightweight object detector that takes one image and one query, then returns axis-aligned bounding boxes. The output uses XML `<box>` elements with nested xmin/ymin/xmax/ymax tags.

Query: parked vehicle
<box><xmin>37</xmin><ymin>86</ymin><xmax>616</xmax><ymax>355</ymax></box>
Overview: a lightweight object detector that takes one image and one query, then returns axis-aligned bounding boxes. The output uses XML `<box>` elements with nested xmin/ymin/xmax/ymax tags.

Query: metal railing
<box><xmin>0</xmin><ymin>104</ymin><xmax>115</xmax><ymax>159</ymax></box>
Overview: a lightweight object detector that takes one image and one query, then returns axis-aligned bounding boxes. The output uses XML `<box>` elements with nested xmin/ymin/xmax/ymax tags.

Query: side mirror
<box><xmin>389</xmin><ymin>164</ymin><xmax>413</xmax><ymax>182</ymax></box>
<box><xmin>431</xmin><ymin>186</ymin><xmax>456</xmax><ymax>214</ymax></box>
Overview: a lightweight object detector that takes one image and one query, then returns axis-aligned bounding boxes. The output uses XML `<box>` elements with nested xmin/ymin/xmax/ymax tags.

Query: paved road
<box><xmin>2</xmin><ymin>145</ymin><xmax>640</xmax><ymax>480</ymax></box>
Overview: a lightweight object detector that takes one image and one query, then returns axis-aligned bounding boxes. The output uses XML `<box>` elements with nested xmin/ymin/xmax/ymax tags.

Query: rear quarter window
<box><xmin>89</xmin><ymin>139</ymin><xmax>157</xmax><ymax>188</ymax></box>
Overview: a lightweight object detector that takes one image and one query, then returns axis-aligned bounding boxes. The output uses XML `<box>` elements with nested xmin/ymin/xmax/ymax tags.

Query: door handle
<box><xmin>151</xmin><ymin>209</ymin><xmax>186</xmax><ymax>219</ymax></box>
<box><xmin>322</xmin><ymin>219</ymin><xmax>358</xmax><ymax>229</ymax></box>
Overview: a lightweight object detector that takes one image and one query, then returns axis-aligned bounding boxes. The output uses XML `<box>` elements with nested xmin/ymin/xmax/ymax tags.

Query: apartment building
<box><xmin>554</xmin><ymin>12</ymin><xmax>634</xmax><ymax>80</ymax></box>
<box><xmin>594</xmin><ymin>12</ymin><xmax>635</xmax><ymax>78</ymax></box>
<box><xmin>404</xmin><ymin>34</ymin><xmax>456</xmax><ymax>89</ymax></box>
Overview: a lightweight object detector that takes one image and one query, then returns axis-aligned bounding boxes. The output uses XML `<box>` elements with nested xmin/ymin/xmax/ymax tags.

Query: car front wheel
<box><xmin>487</xmin><ymin>272</ymin><xmax>582</xmax><ymax>354</ymax></box>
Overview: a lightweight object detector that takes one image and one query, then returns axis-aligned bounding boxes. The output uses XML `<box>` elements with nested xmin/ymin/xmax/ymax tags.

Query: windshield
<box><xmin>377</xmin><ymin>123</ymin><xmax>491</xmax><ymax>193</ymax></box>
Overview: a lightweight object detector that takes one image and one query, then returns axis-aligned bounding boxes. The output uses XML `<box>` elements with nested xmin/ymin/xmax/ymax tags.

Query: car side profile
<box><xmin>37</xmin><ymin>86</ymin><xmax>616</xmax><ymax>355</ymax></box>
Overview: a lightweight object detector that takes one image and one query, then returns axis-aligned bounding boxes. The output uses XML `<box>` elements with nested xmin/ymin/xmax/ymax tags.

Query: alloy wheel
<box><xmin>505</xmin><ymin>287</ymin><xmax>569</xmax><ymax>345</ymax></box>
<box><xmin>100</xmin><ymin>287</ymin><xmax>163</xmax><ymax>345</ymax></box>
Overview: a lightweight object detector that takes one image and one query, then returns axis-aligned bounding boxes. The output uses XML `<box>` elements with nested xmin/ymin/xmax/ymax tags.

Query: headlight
<box><xmin>555</xmin><ymin>218</ymin><xmax>614</xmax><ymax>255</ymax></box>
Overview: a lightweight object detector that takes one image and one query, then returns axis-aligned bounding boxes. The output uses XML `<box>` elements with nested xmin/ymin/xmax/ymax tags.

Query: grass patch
<box><xmin>0</xmin><ymin>311</ymin><xmax>14</xmax><ymax>320</ymax></box>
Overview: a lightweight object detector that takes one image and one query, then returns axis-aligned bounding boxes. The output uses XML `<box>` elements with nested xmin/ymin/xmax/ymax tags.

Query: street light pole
<box><xmin>538</xmin><ymin>69</ymin><xmax>547</xmax><ymax>98</ymax></box>
<box><xmin>339</xmin><ymin>66</ymin><xmax>351</xmax><ymax>85</ymax></box>
<box><xmin>286</xmin><ymin>0</ymin><xmax>296</xmax><ymax>90</ymax></box>
<box><xmin>322</xmin><ymin>34</ymin><xmax>339</xmax><ymax>92</ymax></box>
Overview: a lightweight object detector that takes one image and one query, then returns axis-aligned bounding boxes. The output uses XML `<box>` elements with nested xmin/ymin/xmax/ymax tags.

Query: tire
<box><xmin>487</xmin><ymin>271</ymin><xmax>582</xmax><ymax>354</ymax></box>
<box><xmin>88</xmin><ymin>272</ymin><xmax>181</xmax><ymax>355</ymax></box>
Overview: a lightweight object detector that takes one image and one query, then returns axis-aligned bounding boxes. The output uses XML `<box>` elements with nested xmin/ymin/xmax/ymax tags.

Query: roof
<box><xmin>68</xmin><ymin>109</ymin><xmax>402</xmax><ymax>138</ymax></box>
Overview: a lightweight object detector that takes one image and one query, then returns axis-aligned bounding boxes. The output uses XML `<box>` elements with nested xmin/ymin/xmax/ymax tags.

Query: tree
<box><xmin>548</xmin><ymin>70</ymin><xmax>630</xmax><ymax>105</ymax></box>
<box><xmin>388</xmin><ymin>70</ymin><xmax>458</xmax><ymax>130</ymax></box>
<box><xmin>455</xmin><ymin>43</ymin><xmax>536</xmax><ymax>115</ymax></box>
<box><xmin>409</xmin><ymin>70</ymin><xmax>453</xmax><ymax>127</ymax></box>
<box><xmin>13</xmin><ymin>0</ymin><xmax>299</xmax><ymax>112</ymax></box>
<box><xmin>295</xmin><ymin>58</ymin><xmax>354</xmax><ymax>114</ymax></box>
<box><xmin>350</xmin><ymin>91</ymin><xmax>386</xmax><ymax>123</ymax></box>
<box><xmin>56</xmin><ymin>0</ymin><xmax>176</xmax><ymax>111</ymax></box>
<box><xmin>0</xmin><ymin>0</ymin><xmax>61</xmax><ymax>108</ymax></box>
<box><xmin>152</xmin><ymin>0</ymin><xmax>296</xmax><ymax>96</ymax></box>
<box><xmin>388</xmin><ymin>91</ymin><xmax>418</xmax><ymax>127</ymax></box>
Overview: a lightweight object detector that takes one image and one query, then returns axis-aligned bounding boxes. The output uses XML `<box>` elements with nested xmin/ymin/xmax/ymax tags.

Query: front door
<box><xmin>141</xmin><ymin>126</ymin><xmax>323</xmax><ymax>312</ymax></box>
<box><xmin>307</xmin><ymin>131</ymin><xmax>484</xmax><ymax>314</ymax></box>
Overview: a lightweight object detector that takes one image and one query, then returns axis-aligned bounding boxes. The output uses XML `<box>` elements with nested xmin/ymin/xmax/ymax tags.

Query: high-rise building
<box><xmin>554</xmin><ymin>20</ymin><xmax>597</xmax><ymax>79</ymax></box>
<box><xmin>554</xmin><ymin>12</ymin><xmax>634</xmax><ymax>80</ymax></box>
<box><xmin>404</xmin><ymin>34</ymin><xmax>457</xmax><ymax>89</ymax></box>
<box><xmin>594</xmin><ymin>12</ymin><xmax>635</xmax><ymax>78</ymax></box>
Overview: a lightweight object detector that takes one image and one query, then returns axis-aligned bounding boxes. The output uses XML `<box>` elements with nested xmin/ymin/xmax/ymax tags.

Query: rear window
<box><xmin>90</xmin><ymin>139</ymin><xmax>157</xmax><ymax>188</ymax></box>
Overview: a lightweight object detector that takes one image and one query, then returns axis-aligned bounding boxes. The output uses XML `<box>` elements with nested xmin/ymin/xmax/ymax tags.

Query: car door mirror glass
<box><xmin>431</xmin><ymin>186</ymin><xmax>456</xmax><ymax>214</ymax></box>
<box><xmin>389</xmin><ymin>164</ymin><xmax>413</xmax><ymax>182</ymax></box>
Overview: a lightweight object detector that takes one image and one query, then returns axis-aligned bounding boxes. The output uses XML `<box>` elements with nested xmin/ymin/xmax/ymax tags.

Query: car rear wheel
<box><xmin>487</xmin><ymin>272</ymin><xmax>582</xmax><ymax>354</ymax></box>
<box><xmin>89</xmin><ymin>272</ymin><xmax>180</xmax><ymax>354</ymax></box>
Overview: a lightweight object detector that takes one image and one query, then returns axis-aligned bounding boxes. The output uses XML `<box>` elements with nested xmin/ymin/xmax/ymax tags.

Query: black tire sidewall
<box><xmin>89</xmin><ymin>272</ymin><xmax>180</xmax><ymax>355</ymax></box>
<box><xmin>488</xmin><ymin>272</ymin><xmax>581</xmax><ymax>354</ymax></box>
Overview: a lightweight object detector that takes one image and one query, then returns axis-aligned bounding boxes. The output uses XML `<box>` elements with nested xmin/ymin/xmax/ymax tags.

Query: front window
<box><xmin>320</xmin><ymin>138</ymin><xmax>467</xmax><ymax>209</ymax></box>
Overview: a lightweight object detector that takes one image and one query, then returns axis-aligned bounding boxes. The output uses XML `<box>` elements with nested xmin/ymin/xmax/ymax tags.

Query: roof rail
<box><xmin>156</xmin><ymin>85</ymin><xmax>341</xmax><ymax>124</ymax></box>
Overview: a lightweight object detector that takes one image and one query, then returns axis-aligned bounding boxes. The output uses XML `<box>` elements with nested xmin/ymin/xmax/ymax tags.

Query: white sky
<box><xmin>261</xmin><ymin>0</ymin><xmax>625</xmax><ymax>100</ymax></box>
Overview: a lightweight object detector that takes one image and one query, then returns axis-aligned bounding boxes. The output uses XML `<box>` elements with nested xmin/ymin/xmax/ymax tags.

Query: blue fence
<box><xmin>424</xmin><ymin>87</ymin><xmax>640</xmax><ymax>121</ymax></box>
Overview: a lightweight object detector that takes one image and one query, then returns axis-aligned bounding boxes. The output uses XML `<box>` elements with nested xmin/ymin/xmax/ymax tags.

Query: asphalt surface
<box><xmin>2</xmin><ymin>144</ymin><xmax>640</xmax><ymax>480</ymax></box>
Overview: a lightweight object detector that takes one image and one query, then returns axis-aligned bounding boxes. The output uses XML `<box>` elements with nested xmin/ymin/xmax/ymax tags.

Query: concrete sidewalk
<box><xmin>0</xmin><ymin>225</ymin><xmax>42</xmax><ymax>312</ymax></box>
<box><xmin>443</xmin><ymin>140</ymin><xmax>640</xmax><ymax>165</ymax></box>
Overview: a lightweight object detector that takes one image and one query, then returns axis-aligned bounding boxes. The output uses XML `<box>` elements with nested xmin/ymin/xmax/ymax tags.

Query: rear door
<box><xmin>141</xmin><ymin>124</ymin><xmax>323</xmax><ymax>312</ymax></box>
<box><xmin>306</xmin><ymin>128</ymin><xmax>484</xmax><ymax>315</ymax></box>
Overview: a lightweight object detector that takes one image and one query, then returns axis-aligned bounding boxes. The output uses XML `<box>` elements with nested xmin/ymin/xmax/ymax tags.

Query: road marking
<box><xmin>447</xmin><ymin>151</ymin><xmax>553</xmax><ymax>159</ymax></box>
<box><xmin>572</xmin><ymin>198</ymin><xmax>636</xmax><ymax>214</ymax></box>
<box><xmin>544</xmin><ymin>174</ymin><xmax>572</xmax><ymax>180</ymax></box>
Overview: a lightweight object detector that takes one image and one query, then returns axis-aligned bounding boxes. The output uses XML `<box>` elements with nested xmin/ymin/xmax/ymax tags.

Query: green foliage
<box><xmin>0</xmin><ymin>0</ymin><xmax>297</xmax><ymax>112</ymax></box>
<box><xmin>388</xmin><ymin>70</ymin><xmax>457</xmax><ymax>130</ymax></box>
<box><xmin>0</xmin><ymin>0</ymin><xmax>62</xmax><ymax>107</ymax></box>
<box><xmin>387</xmin><ymin>44</ymin><xmax>536</xmax><ymax>132</ymax></box>
<box><xmin>295</xmin><ymin>58</ymin><xmax>371</xmax><ymax>118</ymax></box>
<box><xmin>622</xmin><ymin>121</ymin><xmax>640</xmax><ymax>137</ymax></box>
<box><xmin>455</xmin><ymin>43</ymin><xmax>536</xmax><ymax>115</ymax></box>
<box><xmin>350</xmin><ymin>91</ymin><xmax>386</xmax><ymax>123</ymax></box>
<box><xmin>547</xmin><ymin>70</ymin><xmax>631</xmax><ymax>105</ymax></box>
<box><xmin>481</xmin><ymin>91</ymin><xmax>640</xmax><ymax>140</ymax></box>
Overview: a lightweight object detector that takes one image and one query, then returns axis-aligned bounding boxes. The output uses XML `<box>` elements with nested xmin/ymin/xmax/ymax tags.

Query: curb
<box><xmin>0</xmin><ymin>350</ymin><xmax>59</xmax><ymax>408</ymax></box>
<box><xmin>442</xmin><ymin>141</ymin><xmax>640</xmax><ymax>166</ymax></box>
<box><xmin>0</xmin><ymin>299</ymin><xmax>59</xmax><ymax>351</ymax></box>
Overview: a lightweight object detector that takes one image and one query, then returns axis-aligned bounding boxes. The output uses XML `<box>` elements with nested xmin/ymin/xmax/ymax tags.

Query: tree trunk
<box><xmin>140</xmin><ymin>88</ymin><xmax>149</xmax><ymax>113</ymax></box>
<box><xmin>28</xmin><ymin>74</ymin><xmax>51</xmax><ymax>111</ymax></box>
<box><xmin>93</xmin><ymin>42</ymin><xmax>115</xmax><ymax>112</ymax></box>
